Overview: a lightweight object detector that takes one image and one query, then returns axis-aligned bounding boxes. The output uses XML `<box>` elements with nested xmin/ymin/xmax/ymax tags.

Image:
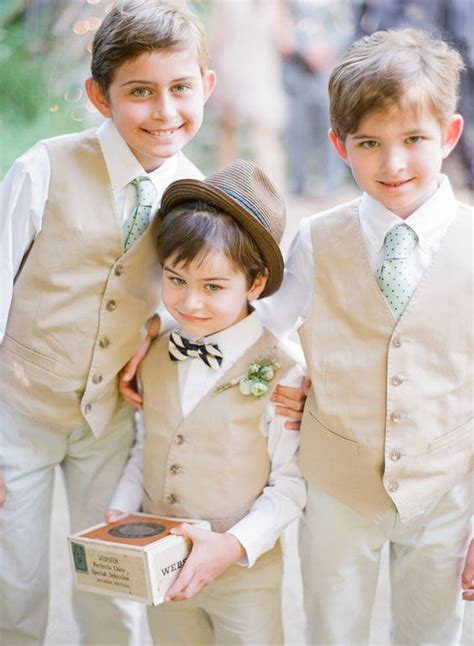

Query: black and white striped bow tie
<box><xmin>168</xmin><ymin>332</ymin><xmax>224</xmax><ymax>370</ymax></box>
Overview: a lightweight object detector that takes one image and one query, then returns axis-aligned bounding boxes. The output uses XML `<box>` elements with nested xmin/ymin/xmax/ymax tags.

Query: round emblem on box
<box><xmin>109</xmin><ymin>522</ymin><xmax>166</xmax><ymax>538</ymax></box>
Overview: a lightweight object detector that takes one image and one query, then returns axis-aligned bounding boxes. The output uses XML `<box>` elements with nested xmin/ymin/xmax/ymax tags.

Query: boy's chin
<box><xmin>181</xmin><ymin>316</ymin><xmax>249</xmax><ymax>339</ymax></box>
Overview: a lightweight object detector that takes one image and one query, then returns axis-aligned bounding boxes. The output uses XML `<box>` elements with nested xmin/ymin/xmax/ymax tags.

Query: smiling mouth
<box><xmin>142</xmin><ymin>126</ymin><xmax>181</xmax><ymax>137</ymax></box>
<box><xmin>378</xmin><ymin>178</ymin><xmax>414</xmax><ymax>188</ymax></box>
<box><xmin>178</xmin><ymin>312</ymin><xmax>211</xmax><ymax>322</ymax></box>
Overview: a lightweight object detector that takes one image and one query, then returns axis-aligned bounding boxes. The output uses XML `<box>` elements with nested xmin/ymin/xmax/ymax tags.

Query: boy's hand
<box><xmin>118</xmin><ymin>314</ymin><xmax>161</xmax><ymax>409</ymax></box>
<box><xmin>165</xmin><ymin>524</ymin><xmax>245</xmax><ymax>601</ymax></box>
<box><xmin>104</xmin><ymin>509</ymin><xmax>126</xmax><ymax>523</ymax></box>
<box><xmin>271</xmin><ymin>376</ymin><xmax>311</xmax><ymax>430</ymax></box>
<box><xmin>0</xmin><ymin>472</ymin><xmax>5</xmax><ymax>508</ymax></box>
<box><xmin>462</xmin><ymin>539</ymin><xmax>474</xmax><ymax>600</ymax></box>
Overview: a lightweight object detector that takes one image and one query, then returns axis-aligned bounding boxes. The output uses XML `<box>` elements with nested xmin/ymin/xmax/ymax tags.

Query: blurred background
<box><xmin>1</xmin><ymin>0</ymin><xmax>473</xmax><ymax>203</ymax></box>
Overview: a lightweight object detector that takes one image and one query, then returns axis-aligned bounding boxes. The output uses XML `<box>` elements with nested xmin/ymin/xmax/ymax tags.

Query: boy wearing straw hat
<box><xmin>107</xmin><ymin>160</ymin><xmax>306</xmax><ymax>645</ymax></box>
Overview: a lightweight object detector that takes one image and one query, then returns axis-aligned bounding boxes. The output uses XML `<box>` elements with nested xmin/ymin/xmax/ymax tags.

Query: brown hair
<box><xmin>329</xmin><ymin>28</ymin><xmax>465</xmax><ymax>140</ymax></box>
<box><xmin>155</xmin><ymin>201</ymin><xmax>268</xmax><ymax>289</ymax></box>
<box><xmin>91</xmin><ymin>0</ymin><xmax>209</xmax><ymax>95</ymax></box>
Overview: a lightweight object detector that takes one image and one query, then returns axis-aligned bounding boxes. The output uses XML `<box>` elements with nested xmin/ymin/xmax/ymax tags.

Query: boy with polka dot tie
<box><xmin>258</xmin><ymin>28</ymin><xmax>472</xmax><ymax>644</ymax></box>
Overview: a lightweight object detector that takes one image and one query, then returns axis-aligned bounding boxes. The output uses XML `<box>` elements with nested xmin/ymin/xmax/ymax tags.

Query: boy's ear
<box><xmin>442</xmin><ymin>114</ymin><xmax>463</xmax><ymax>159</ymax></box>
<box><xmin>85</xmin><ymin>77</ymin><xmax>112</xmax><ymax>118</ymax></box>
<box><xmin>202</xmin><ymin>69</ymin><xmax>217</xmax><ymax>104</ymax></box>
<box><xmin>328</xmin><ymin>129</ymin><xmax>349</xmax><ymax>164</ymax></box>
<box><xmin>247</xmin><ymin>273</ymin><xmax>268</xmax><ymax>301</ymax></box>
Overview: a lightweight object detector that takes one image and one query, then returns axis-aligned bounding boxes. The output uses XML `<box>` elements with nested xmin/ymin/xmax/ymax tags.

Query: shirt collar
<box><xmin>181</xmin><ymin>310</ymin><xmax>263</xmax><ymax>368</ymax></box>
<box><xmin>96</xmin><ymin>119</ymin><xmax>180</xmax><ymax>198</ymax></box>
<box><xmin>359</xmin><ymin>175</ymin><xmax>456</xmax><ymax>253</ymax></box>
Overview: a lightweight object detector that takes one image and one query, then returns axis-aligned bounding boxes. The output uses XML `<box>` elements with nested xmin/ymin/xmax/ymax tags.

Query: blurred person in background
<box><xmin>210</xmin><ymin>0</ymin><xmax>288</xmax><ymax>192</ymax></box>
<box><xmin>279</xmin><ymin>0</ymin><xmax>353</xmax><ymax>198</ymax></box>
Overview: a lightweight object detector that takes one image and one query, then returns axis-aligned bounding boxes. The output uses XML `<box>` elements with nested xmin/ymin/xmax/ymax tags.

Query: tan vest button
<box><xmin>390</xmin><ymin>449</ymin><xmax>402</xmax><ymax>461</ymax></box>
<box><xmin>391</xmin><ymin>374</ymin><xmax>404</xmax><ymax>386</ymax></box>
<box><xmin>392</xmin><ymin>336</ymin><xmax>402</xmax><ymax>348</ymax></box>
<box><xmin>99</xmin><ymin>336</ymin><xmax>110</xmax><ymax>348</ymax></box>
<box><xmin>84</xmin><ymin>403</ymin><xmax>92</xmax><ymax>414</ymax></box>
<box><xmin>106</xmin><ymin>300</ymin><xmax>117</xmax><ymax>312</ymax></box>
<box><xmin>388</xmin><ymin>481</ymin><xmax>399</xmax><ymax>493</ymax></box>
<box><xmin>114</xmin><ymin>264</ymin><xmax>124</xmax><ymax>276</ymax></box>
<box><xmin>170</xmin><ymin>464</ymin><xmax>182</xmax><ymax>475</ymax></box>
<box><xmin>166</xmin><ymin>494</ymin><xmax>179</xmax><ymax>504</ymax></box>
<box><xmin>92</xmin><ymin>374</ymin><xmax>103</xmax><ymax>384</ymax></box>
<box><xmin>175</xmin><ymin>434</ymin><xmax>184</xmax><ymax>445</ymax></box>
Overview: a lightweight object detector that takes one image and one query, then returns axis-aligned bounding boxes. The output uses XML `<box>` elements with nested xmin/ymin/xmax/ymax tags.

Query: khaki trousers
<box><xmin>0</xmin><ymin>399</ymin><xmax>138</xmax><ymax>646</ymax></box>
<box><xmin>147</xmin><ymin>546</ymin><xmax>283</xmax><ymax>645</ymax></box>
<box><xmin>300</xmin><ymin>480</ymin><xmax>472</xmax><ymax>645</ymax></box>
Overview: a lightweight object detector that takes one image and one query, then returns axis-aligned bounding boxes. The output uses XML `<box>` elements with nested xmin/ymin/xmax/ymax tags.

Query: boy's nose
<box><xmin>382</xmin><ymin>146</ymin><xmax>407</xmax><ymax>172</ymax></box>
<box><xmin>182</xmin><ymin>289</ymin><xmax>203</xmax><ymax>311</ymax></box>
<box><xmin>152</xmin><ymin>94</ymin><xmax>177</xmax><ymax>120</ymax></box>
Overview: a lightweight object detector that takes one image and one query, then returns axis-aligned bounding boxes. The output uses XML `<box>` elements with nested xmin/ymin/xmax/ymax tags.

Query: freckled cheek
<box><xmin>120</xmin><ymin>104</ymin><xmax>151</xmax><ymax>126</ymax></box>
<box><xmin>161</xmin><ymin>287</ymin><xmax>177</xmax><ymax>312</ymax></box>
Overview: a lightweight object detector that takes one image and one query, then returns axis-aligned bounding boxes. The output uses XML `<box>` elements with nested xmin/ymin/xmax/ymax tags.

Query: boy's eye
<box><xmin>360</xmin><ymin>140</ymin><xmax>378</xmax><ymax>149</ymax></box>
<box><xmin>406</xmin><ymin>135</ymin><xmax>423</xmax><ymax>144</ymax></box>
<box><xmin>132</xmin><ymin>87</ymin><xmax>152</xmax><ymax>98</ymax></box>
<box><xmin>170</xmin><ymin>276</ymin><xmax>186</xmax><ymax>286</ymax></box>
<box><xmin>205</xmin><ymin>283</ymin><xmax>222</xmax><ymax>293</ymax></box>
<box><xmin>172</xmin><ymin>83</ymin><xmax>191</xmax><ymax>94</ymax></box>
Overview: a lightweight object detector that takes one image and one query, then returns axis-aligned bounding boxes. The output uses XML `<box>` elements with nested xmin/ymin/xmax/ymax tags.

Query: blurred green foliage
<box><xmin>0</xmin><ymin>0</ymin><xmax>216</xmax><ymax>178</ymax></box>
<box><xmin>0</xmin><ymin>14</ymin><xmax>82</xmax><ymax>175</ymax></box>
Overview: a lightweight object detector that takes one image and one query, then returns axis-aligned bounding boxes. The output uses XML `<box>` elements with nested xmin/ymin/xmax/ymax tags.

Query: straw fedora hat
<box><xmin>159</xmin><ymin>159</ymin><xmax>286</xmax><ymax>297</ymax></box>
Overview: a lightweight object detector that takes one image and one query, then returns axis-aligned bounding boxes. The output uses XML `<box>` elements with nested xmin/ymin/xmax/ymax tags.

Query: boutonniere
<box><xmin>214</xmin><ymin>347</ymin><xmax>280</xmax><ymax>398</ymax></box>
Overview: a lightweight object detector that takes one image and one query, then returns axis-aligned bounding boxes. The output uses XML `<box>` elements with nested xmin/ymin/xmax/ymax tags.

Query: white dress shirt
<box><xmin>0</xmin><ymin>119</ymin><xmax>189</xmax><ymax>341</ymax></box>
<box><xmin>110</xmin><ymin>310</ymin><xmax>307</xmax><ymax>567</ymax></box>
<box><xmin>257</xmin><ymin>175</ymin><xmax>462</xmax><ymax>337</ymax></box>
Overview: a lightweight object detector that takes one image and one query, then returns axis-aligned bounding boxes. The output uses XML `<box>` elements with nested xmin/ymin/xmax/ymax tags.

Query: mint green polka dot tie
<box><xmin>123</xmin><ymin>177</ymin><xmax>157</xmax><ymax>251</ymax></box>
<box><xmin>375</xmin><ymin>223</ymin><xmax>418</xmax><ymax>319</ymax></box>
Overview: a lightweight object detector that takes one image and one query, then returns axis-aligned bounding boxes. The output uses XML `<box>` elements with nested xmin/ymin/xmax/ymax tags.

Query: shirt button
<box><xmin>106</xmin><ymin>300</ymin><xmax>117</xmax><ymax>312</ymax></box>
<box><xmin>388</xmin><ymin>481</ymin><xmax>399</xmax><ymax>493</ymax></box>
<box><xmin>392</xmin><ymin>336</ymin><xmax>402</xmax><ymax>348</ymax></box>
<box><xmin>170</xmin><ymin>464</ymin><xmax>182</xmax><ymax>475</ymax></box>
<box><xmin>390</xmin><ymin>449</ymin><xmax>402</xmax><ymax>461</ymax></box>
<box><xmin>391</xmin><ymin>374</ymin><xmax>405</xmax><ymax>386</ymax></box>
<box><xmin>175</xmin><ymin>434</ymin><xmax>184</xmax><ymax>445</ymax></box>
<box><xmin>390</xmin><ymin>411</ymin><xmax>404</xmax><ymax>423</ymax></box>
<box><xmin>166</xmin><ymin>494</ymin><xmax>179</xmax><ymax>504</ymax></box>
<box><xmin>114</xmin><ymin>264</ymin><xmax>124</xmax><ymax>276</ymax></box>
<box><xmin>99</xmin><ymin>336</ymin><xmax>110</xmax><ymax>348</ymax></box>
<box><xmin>84</xmin><ymin>403</ymin><xmax>92</xmax><ymax>414</ymax></box>
<box><xmin>92</xmin><ymin>374</ymin><xmax>103</xmax><ymax>384</ymax></box>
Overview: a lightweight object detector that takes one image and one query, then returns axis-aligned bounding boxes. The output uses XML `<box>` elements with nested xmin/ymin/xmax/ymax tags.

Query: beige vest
<box><xmin>299</xmin><ymin>200</ymin><xmax>473</xmax><ymax>522</ymax></box>
<box><xmin>141</xmin><ymin>329</ymin><xmax>297</xmax><ymax>532</ymax></box>
<box><xmin>0</xmin><ymin>130</ymin><xmax>202</xmax><ymax>436</ymax></box>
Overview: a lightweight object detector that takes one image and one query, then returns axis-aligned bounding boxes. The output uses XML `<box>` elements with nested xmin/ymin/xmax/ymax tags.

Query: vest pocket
<box><xmin>2</xmin><ymin>334</ymin><xmax>79</xmax><ymax>392</ymax></box>
<box><xmin>306</xmin><ymin>409</ymin><xmax>359</xmax><ymax>452</ymax></box>
<box><xmin>301</xmin><ymin>410</ymin><xmax>360</xmax><ymax>493</ymax></box>
<box><xmin>428</xmin><ymin>417</ymin><xmax>473</xmax><ymax>453</ymax></box>
<box><xmin>3</xmin><ymin>334</ymin><xmax>61</xmax><ymax>373</ymax></box>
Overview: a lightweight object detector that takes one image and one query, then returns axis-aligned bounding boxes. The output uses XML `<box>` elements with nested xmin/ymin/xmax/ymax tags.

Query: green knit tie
<box><xmin>123</xmin><ymin>177</ymin><xmax>156</xmax><ymax>250</ymax></box>
<box><xmin>375</xmin><ymin>223</ymin><xmax>418</xmax><ymax>319</ymax></box>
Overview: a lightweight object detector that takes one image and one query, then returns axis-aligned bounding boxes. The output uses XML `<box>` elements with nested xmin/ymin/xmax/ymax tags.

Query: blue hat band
<box><xmin>219</xmin><ymin>186</ymin><xmax>270</xmax><ymax>233</ymax></box>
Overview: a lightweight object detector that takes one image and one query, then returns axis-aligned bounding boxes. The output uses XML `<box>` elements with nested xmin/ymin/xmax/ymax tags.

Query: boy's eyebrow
<box><xmin>120</xmin><ymin>76</ymin><xmax>200</xmax><ymax>87</ymax></box>
<box><xmin>163</xmin><ymin>266</ymin><xmax>230</xmax><ymax>282</ymax></box>
<box><xmin>351</xmin><ymin>128</ymin><xmax>431</xmax><ymax>140</ymax></box>
<box><xmin>350</xmin><ymin>133</ymin><xmax>377</xmax><ymax>140</ymax></box>
<box><xmin>163</xmin><ymin>266</ymin><xmax>183</xmax><ymax>276</ymax></box>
